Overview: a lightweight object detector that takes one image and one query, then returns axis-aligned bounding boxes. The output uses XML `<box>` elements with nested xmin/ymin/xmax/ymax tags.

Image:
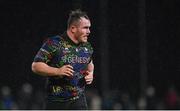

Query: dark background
<box><xmin>1</xmin><ymin>0</ymin><xmax>180</xmax><ymax>109</ymax></box>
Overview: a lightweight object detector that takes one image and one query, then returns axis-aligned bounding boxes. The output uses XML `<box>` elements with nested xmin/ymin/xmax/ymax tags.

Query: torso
<box><xmin>46</xmin><ymin>35</ymin><xmax>93</xmax><ymax>102</ymax></box>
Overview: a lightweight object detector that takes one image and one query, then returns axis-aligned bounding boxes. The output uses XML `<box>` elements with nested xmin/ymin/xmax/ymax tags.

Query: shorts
<box><xmin>45</xmin><ymin>93</ymin><xmax>88</xmax><ymax>110</ymax></box>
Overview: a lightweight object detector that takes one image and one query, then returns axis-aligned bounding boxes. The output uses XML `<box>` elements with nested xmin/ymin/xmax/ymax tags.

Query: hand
<box><xmin>84</xmin><ymin>71</ymin><xmax>93</xmax><ymax>84</ymax></box>
<box><xmin>56</xmin><ymin>65</ymin><xmax>74</xmax><ymax>77</ymax></box>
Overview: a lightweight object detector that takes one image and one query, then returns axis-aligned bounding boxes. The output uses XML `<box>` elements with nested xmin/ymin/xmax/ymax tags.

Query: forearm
<box><xmin>31</xmin><ymin>62</ymin><xmax>58</xmax><ymax>76</ymax></box>
<box><xmin>87</xmin><ymin>61</ymin><xmax>94</xmax><ymax>74</ymax></box>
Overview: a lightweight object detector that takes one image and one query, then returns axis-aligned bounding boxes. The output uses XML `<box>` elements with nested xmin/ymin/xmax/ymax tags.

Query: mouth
<box><xmin>84</xmin><ymin>36</ymin><xmax>88</xmax><ymax>39</ymax></box>
<box><xmin>83</xmin><ymin>35</ymin><xmax>88</xmax><ymax>38</ymax></box>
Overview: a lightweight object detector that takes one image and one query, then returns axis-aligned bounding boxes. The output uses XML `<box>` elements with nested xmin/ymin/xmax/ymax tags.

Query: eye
<box><xmin>84</xmin><ymin>26</ymin><xmax>90</xmax><ymax>29</ymax></box>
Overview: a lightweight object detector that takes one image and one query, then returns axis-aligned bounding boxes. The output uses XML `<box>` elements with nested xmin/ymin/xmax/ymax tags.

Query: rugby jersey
<box><xmin>33</xmin><ymin>32</ymin><xmax>93</xmax><ymax>102</ymax></box>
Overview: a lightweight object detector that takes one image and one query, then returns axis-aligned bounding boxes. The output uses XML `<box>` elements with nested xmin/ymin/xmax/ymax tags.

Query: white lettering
<box><xmin>61</xmin><ymin>54</ymin><xmax>90</xmax><ymax>64</ymax></box>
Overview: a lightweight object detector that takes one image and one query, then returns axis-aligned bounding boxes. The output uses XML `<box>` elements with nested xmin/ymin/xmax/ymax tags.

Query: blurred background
<box><xmin>0</xmin><ymin>0</ymin><xmax>180</xmax><ymax>109</ymax></box>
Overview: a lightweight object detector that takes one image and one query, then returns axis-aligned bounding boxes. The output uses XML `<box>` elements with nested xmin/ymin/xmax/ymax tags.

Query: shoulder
<box><xmin>43</xmin><ymin>35</ymin><xmax>63</xmax><ymax>45</ymax></box>
<box><xmin>47</xmin><ymin>35</ymin><xmax>62</xmax><ymax>42</ymax></box>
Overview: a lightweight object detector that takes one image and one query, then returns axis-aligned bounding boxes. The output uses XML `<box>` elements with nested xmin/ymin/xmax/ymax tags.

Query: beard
<box><xmin>80</xmin><ymin>36</ymin><xmax>88</xmax><ymax>43</ymax></box>
<box><xmin>76</xmin><ymin>35</ymin><xmax>88</xmax><ymax>43</ymax></box>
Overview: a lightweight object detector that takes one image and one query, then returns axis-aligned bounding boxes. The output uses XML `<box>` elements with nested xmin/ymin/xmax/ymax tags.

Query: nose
<box><xmin>87</xmin><ymin>28</ymin><xmax>90</xmax><ymax>34</ymax></box>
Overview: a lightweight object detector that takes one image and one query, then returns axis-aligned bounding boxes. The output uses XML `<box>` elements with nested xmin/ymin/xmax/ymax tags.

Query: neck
<box><xmin>66</xmin><ymin>30</ymin><xmax>79</xmax><ymax>44</ymax></box>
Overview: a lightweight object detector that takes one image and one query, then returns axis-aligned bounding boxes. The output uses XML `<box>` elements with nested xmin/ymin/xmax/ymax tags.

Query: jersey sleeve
<box><xmin>33</xmin><ymin>37</ymin><xmax>59</xmax><ymax>64</ymax></box>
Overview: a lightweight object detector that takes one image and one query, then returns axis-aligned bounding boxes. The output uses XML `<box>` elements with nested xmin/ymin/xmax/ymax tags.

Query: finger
<box><xmin>86</xmin><ymin>71</ymin><xmax>93</xmax><ymax>75</ymax></box>
<box><xmin>66</xmin><ymin>65</ymin><xmax>73</xmax><ymax>69</ymax></box>
<box><xmin>65</xmin><ymin>70</ymin><xmax>73</xmax><ymax>76</ymax></box>
<box><xmin>63</xmin><ymin>73</ymin><xmax>71</xmax><ymax>77</ymax></box>
<box><xmin>85</xmin><ymin>77</ymin><xmax>92</xmax><ymax>83</ymax></box>
<box><xmin>85</xmin><ymin>76</ymin><xmax>89</xmax><ymax>80</ymax></box>
<box><xmin>86</xmin><ymin>81</ymin><xmax>92</xmax><ymax>84</ymax></box>
<box><xmin>85</xmin><ymin>76</ymin><xmax>92</xmax><ymax>79</ymax></box>
<box><xmin>67</xmin><ymin>68</ymin><xmax>74</xmax><ymax>73</ymax></box>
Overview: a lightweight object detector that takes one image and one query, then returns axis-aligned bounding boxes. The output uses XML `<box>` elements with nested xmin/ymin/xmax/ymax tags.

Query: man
<box><xmin>31</xmin><ymin>9</ymin><xmax>94</xmax><ymax>109</ymax></box>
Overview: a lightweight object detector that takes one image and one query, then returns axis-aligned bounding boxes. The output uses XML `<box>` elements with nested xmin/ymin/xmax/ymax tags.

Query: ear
<box><xmin>71</xmin><ymin>25</ymin><xmax>77</xmax><ymax>33</ymax></box>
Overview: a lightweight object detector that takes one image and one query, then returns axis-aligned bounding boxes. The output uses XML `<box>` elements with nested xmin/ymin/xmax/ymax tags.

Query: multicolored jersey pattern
<box><xmin>33</xmin><ymin>32</ymin><xmax>93</xmax><ymax>102</ymax></box>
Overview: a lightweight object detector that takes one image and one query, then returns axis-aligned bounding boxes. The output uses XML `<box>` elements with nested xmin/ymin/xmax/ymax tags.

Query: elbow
<box><xmin>31</xmin><ymin>62</ymin><xmax>38</xmax><ymax>74</ymax></box>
